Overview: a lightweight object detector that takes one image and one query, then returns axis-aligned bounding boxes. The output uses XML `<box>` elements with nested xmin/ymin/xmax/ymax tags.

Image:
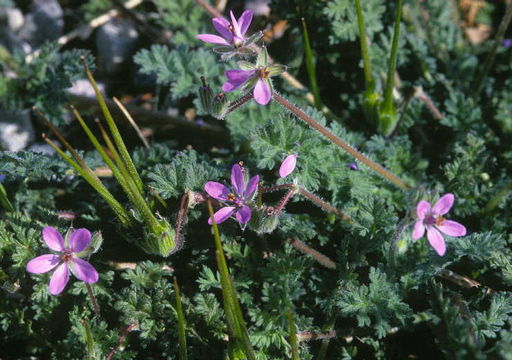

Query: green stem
<box><xmin>301</xmin><ymin>18</ymin><xmax>321</xmax><ymax>108</ymax></box>
<box><xmin>484</xmin><ymin>180</ymin><xmax>512</xmax><ymax>213</ymax></box>
<box><xmin>42</xmin><ymin>135</ymin><xmax>131</xmax><ymax>225</ymax></box>
<box><xmin>382</xmin><ymin>0</ymin><xmax>403</xmax><ymax>112</ymax></box>
<box><xmin>207</xmin><ymin>200</ymin><xmax>256</xmax><ymax>360</ymax></box>
<box><xmin>0</xmin><ymin>183</ymin><xmax>14</xmax><ymax>212</ymax></box>
<box><xmin>355</xmin><ymin>0</ymin><xmax>375</xmax><ymax>90</ymax></box>
<box><xmin>173</xmin><ymin>277</ymin><xmax>188</xmax><ymax>360</ymax></box>
<box><xmin>273</xmin><ymin>92</ymin><xmax>411</xmax><ymax>190</ymax></box>
<box><xmin>287</xmin><ymin>310</ymin><xmax>301</xmax><ymax>360</ymax></box>
<box><xmin>473</xmin><ymin>0</ymin><xmax>512</xmax><ymax>96</ymax></box>
<box><xmin>82</xmin><ymin>57</ymin><xmax>144</xmax><ymax>193</ymax></box>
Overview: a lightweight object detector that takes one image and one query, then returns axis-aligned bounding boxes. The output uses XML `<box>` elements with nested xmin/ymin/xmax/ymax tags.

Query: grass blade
<box><xmin>301</xmin><ymin>18</ymin><xmax>321</xmax><ymax>109</ymax></box>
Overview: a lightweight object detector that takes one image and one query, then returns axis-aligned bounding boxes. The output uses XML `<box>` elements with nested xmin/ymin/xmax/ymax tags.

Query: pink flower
<box><xmin>197</xmin><ymin>10</ymin><xmax>254</xmax><ymax>47</ymax></box>
<box><xmin>412</xmin><ymin>193</ymin><xmax>467</xmax><ymax>256</ymax></box>
<box><xmin>221</xmin><ymin>47</ymin><xmax>286</xmax><ymax>105</ymax></box>
<box><xmin>26</xmin><ymin>227</ymin><xmax>99</xmax><ymax>295</ymax></box>
<box><xmin>204</xmin><ymin>163</ymin><xmax>259</xmax><ymax>226</ymax></box>
<box><xmin>279</xmin><ymin>154</ymin><xmax>297</xmax><ymax>178</ymax></box>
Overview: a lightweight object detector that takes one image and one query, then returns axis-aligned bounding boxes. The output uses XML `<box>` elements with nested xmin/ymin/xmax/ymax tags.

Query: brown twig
<box><xmin>288</xmin><ymin>238</ymin><xmax>336</xmax><ymax>269</ymax></box>
<box><xmin>106</xmin><ymin>323</ymin><xmax>138</xmax><ymax>360</ymax></box>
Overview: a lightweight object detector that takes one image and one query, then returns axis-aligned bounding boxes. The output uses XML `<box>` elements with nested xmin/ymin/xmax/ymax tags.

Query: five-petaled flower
<box><xmin>222</xmin><ymin>47</ymin><xmax>286</xmax><ymax>105</ymax></box>
<box><xmin>197</xmin><ymin>10</ymin><xmax>262</xmax><ymax>59</ymax></box>
<box><xmin>279</xmin><ymin>154</ymin><xmax>297</xmax><ymax>178</ymax></box>
<box><xmin>204</xmin><ymin>163</ymin><xmax>259</xmax><ymax>227</ymax></box>
<box><xmin>26</xmin><ymin>227</ymin><xmax>99</xmax><ymax>295</ymax></box>
<box><xmin>412</xmin><ymin>193</ymin><xmax>466</xmax><ymax>256</ymax></box>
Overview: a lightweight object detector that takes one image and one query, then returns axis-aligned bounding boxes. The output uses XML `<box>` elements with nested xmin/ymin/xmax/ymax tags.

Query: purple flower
<box><xmin>222</xmin><ymin>47</ymin><xmax>286</xmax><ymax>105</ymax></box>
<box><xmin>347</xmin><ymin>162</ymin><xmax>359</xmax><ymax>171</ymax></box>
<box><xmin>503</xmin><ymin>39</ymin><xmax>512</xmax><ymax>48</ymax></box>
<box><xmin>26</xmin><ymin>227</ymin><xmax>99</xmax><ymax>295</ymax></box>
<box><xmin>412</xmin><ymin>193</ymin><xmax>466</xmax><ymax>256</ymax></box>
<box><xmin>279</xmin><ymin>154</ymin><xmax>297</xmax><ymax>178</ymax></box>
<box><xmin>204</xmin><ymin>163</ymin><xmax>259</xmax><ymax>226</ymax></box>
<box><xmin>197</xmin><ymin>10</ymin><xmax>253</xmax><ymax>47</ymax></box>
<box><xmin>0</xmin><ymin>174</ymin><xmax>5</xmax><ymax>182</ymax></box>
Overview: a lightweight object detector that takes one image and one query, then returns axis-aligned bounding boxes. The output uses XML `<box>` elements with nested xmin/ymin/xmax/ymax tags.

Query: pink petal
<box><xmin>437</xmin><ymin>220</ymin><xmax>466</xmax><ymax>237</ymax></box>
<box><xmin>204</xmin><ymin>181</ymin><xmax>230</xmax><ymax>201</ymax></box>
<box><xmin>279</xmin><ymin>154</ymin><xmax>297</xmax><ymax>178</ymax></box>
<box><xmin>244</xmin><ymin>175</ymin><xmax>260</xmax><ymax>199</ymax></box>
<box><xmin>26</xmin><ymin>254</ymin><xmax>60</xmax><ymax>274</ymax></box>
<box><xmin>212</xmin><ymin>17</ymin><xmax>232</xmax><ymax>40</ymax></box>
<box><xmin>71</xmin><ymin>258</ymin><xmax>99</xmax><ymax>283</ymax></box>
<box><xmin>238</xmin><ymin>10</ymin><xmax>254</xmax><ymax>36</ymax></box>
<box><xmin>416</xmin><ymin>201</ymin><xmax>431</xmax><ymax>220</ymax></box>
<box><xmin>222</xmin><ymin>69</ymin><xmax>255</xmax><ymax>92</ymax></box>
<box><xmin>432</xmin><ymin>193</ymin><xmax>454</xmax><ymax>215</ymax></box>
<box><xmin>231</xmin><ymin>164</ymin><xmax>245</xmax><ymax>195</ymax></box>
<box><xmin>412</xmin><ymin>221</ymin><xmax>425</xmax><ymax>241</ymax></box>
<box><xmin>253</xmin><ymin>79</ymin><xmax>272</xmax><ymax>105</ymax></box>
<box><xmin>69</xmin><ymin>228</ymin><xmax>92</xmax><ymax>253</ymax></box>
<box><xmin>426</xmin><ymin>227</ymin><xmax>446</xmax><ymax>256</ymax></box>
<box><xmin>49</xmin><ymin>263</ymin><xmax>70</xmax><ymax>295</ymax></box>
<box><xmin>236</xmin><ymin>205</ymin><xmax>251</xmax><ymax>224</ymax></box>
<box><xmin>197</xmin><ymin>34</ymin><xmax>229</xmax><ymax>45</ymax></box>
<box><xmin>208</xmin><ymin>206</ymin><xmax>237</xmax><ymax>225</ymax></box>
<box><xmin>42</xmin><ymin>226</ymin><xmax>64</xmax><ymax>252</ymax></box>
<box><xmin>229</xmin><ymin>10</ymin><xmax>242</xmax><ymax>39</ymax></box>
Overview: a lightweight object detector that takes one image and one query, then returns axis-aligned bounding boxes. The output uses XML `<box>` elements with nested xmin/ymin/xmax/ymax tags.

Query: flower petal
<box><xmin>222</xmin><ymin>69</ymin><xmax>255</xmax><ymax>92</ymax></box>
<box><xmin>244</xmin><ymin>175</ymin><xmax>260</xmax><ymax>200</ymax></box>
<box><xmin>412</xmin><ymin>221</ymin><xmax>425</xmax><ymax>241</ymax></box>
<box><xmin>69</xmin><ymin>228</ymin><xmax>92</xmax><ymax>253</ymax></box>
<box><xmin>71</xmin><ymin>258</ymin><xmax>99</xmax><ymax>283</ymax></box>
<box><xmin>236</xmin><ymin>205</ymin><xmax>251</xmax><ymax>224</ymax></box>
<box><xmin>238</xmin><ymin>10</ymin><xmax>253</xmax><ymax>36</ymax></box>
<box><xmin>231</xmin><ymin>164</ymin><xmax>245</xmax><ymax>195</ymax></box>
<box><xmin>26</xmin><ymin>254</ymin><xmax>60</xmax><ymax>274</ymax></box>
<box><xmin>253</xmin><ymin>79</ymin><xmax>272</xmax><ymax>105</ymax></box>
<box><xmin>204</xmin><ymin>181</ymin><xmax>231</xmax><ymax>201</ymax></box>
<box><xmin>49</xmin><ymin>263</ymin><xmax>70</xmax><ymax>295</ymax></box>
<box><xmin>197</xmin><ymin>34</ymin><xmax>229</xmax><ymax>45</ymax></box>
<box><xmin>437</xmin><ymin>220</ymin><xmax>466</xmax><ymax>237</ymax></box>
<box><xmin>426</xmin><ymin>227</ymin><xmax>446</xmax><ymax>256</ymax></box>
<box><xmin>42</xmin><ymin>226</ymin><xmax>64</xmax><ymax>251</ymax></box>
<box><xmin>212</xmin><ymin>17</ymin><xmax>232</xmax><ymax>40</ymax></box>
<box><xmin>208</xmin><ymin>206</ymin><xmax>237</xmax><ymax>225</ymax></box>
<box><xmin>432</xmin><ymin>193</ymin><xmax>454</xmax><ymax>215</ymax></box>
<box><xmin>229</xmin><ymin>10</ymin><xmax>242</xmax><ymax>39</ymax></box>
<box><xmin>416</xmin><ymin>201</ymin><xmax>431</xmax><ymax>220</ymax></box>
<box><xmin>279</xmin><ymin>154</ymin><xmax>297</xmax><ymax>178</ymax></box>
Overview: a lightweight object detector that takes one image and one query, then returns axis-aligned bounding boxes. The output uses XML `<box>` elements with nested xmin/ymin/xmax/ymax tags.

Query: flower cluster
<box><xmin>197</xmin><ymin>9</ymin><xmax>286</xmax><ymax>106</ymax></box>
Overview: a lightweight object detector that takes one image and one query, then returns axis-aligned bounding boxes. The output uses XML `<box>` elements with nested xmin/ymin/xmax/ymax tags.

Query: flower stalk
<box><xmin>272</xmin><ymin>92</ymin><xmax>411</xmax><ymax>190</ymax></box>
<box><xmin>0</xmin><ymin>182</ymin><xmax>14</xmax><ymax>213</ymax></box>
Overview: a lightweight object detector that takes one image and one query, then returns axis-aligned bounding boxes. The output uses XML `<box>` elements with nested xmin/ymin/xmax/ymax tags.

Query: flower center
<box><xmin>434</xmin><ymin>216</ymin><xmax>446</xmax><ymax>226</ymax></box>
<box><xmin>258</xmin><ymin>68</ymin><xmax>270</xmax><ymax>79</ymax></box>
<box><xmin>60</xmin><ymin>250</ymin><xmax>73</xmax><ymax>263</ymax></box>
<box><xmin>227</xmin><ymin>193</ymin><xmax>236</xmax><ymax>202</ymax></box>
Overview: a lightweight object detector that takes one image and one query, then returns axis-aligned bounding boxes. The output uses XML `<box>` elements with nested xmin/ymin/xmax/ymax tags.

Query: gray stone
<box><xmin>96</xmin><ymin>18</ymin><xmax>138</xmax><ymax>74</ymax></box>
<box><xmin>0</xmin><ymin>110</ymin><xmax>35</xmax><ymax>151</ymax></box>
<box><xmin>18</xmin><ymin>0</ymin><xmax>63</xmax><ymax>47</ymax></box>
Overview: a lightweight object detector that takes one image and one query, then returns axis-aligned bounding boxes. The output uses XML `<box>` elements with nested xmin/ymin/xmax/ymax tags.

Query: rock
<box><xmin>0</xmin><ymin>110</ymin><xmax>35</xmax><ymax>151</ymax></box>
<box><xmin>96</xmin><ymin>18</ymin><xmax>139</xmax><ymax>74</ymax></box>
<box><xmin>18</xmin><ymin>0</ymin><xmax>63</xmax><ymax>47</ymax></box>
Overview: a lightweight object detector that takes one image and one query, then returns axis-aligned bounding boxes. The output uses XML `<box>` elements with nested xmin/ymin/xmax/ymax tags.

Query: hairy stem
<box><xmin>273</xmin><ymin>93</ymin><xmax>410</xmax><ymax>190</ymax></box>
<box><xmin>288</xmin><ymin>238</ymin><xmax>336</xmax><ymax>269</ymax></box>
<box><xmin>86</xmin><ymin>283</ymin><xmax>101</xmax><ymax>318</ymax></box>
<box><xmin>355</xmin><ymin>0</ymin><xmax>375</xmax><ymax>90</ymax></box>
<box><xmin>382</xmin><ymin>0</ymin><xmax>403</xmax><ymax>112</ymax></box>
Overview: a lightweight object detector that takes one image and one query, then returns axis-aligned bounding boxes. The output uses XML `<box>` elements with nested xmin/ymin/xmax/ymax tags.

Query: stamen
<box><xmin>227</xmin><ymin>193</ymin><xmax>236</xmax><ymax>202</ymax></box>
<box><xmin>435</xmin><ymin>216</ymin><xmax>445</xmax><ymax>226</ymax></box>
